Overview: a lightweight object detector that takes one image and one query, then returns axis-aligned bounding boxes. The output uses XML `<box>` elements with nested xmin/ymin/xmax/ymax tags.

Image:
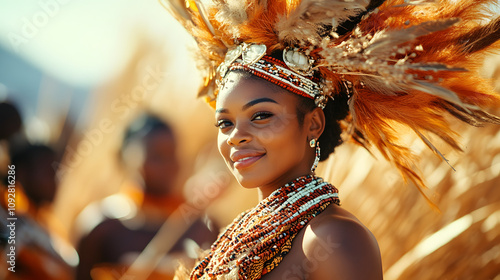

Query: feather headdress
<box><xmin>161</xmin><ymin>0</ymin><xmax>500</xmax><ymax>204</ymax></box>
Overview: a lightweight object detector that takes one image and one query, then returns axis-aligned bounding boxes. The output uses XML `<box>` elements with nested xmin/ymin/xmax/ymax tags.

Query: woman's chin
<box><xmin>232</xmin><ymin>170</ymin><xmax>266</xmax><ymax>189</ymax></box>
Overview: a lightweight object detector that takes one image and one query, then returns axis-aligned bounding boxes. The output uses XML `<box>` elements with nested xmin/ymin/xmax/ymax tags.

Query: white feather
<box><xmin>365</xmin><ymin>18</ymin><xmax>460</xmax><ymax>56</ymax></box>
<box><xmin>214</xmin><ymin>0</ymin><xmax>250</xmax><ymax>37</ymax></box>
<box><xmin>275</xmin><ymin>0</ymin><xmax>369</xmax><ymax>44</ymax></box>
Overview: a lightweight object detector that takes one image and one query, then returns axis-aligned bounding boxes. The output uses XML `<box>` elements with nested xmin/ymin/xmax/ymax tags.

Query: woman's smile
<box><xmin>231</xmin><ymin>150</ymin><xmax>266</xmax><ymax>170</ymax></box>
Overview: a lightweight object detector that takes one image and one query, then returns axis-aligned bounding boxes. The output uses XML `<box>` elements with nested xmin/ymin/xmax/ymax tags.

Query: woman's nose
<box><xmin>227</xmin><ymin>123</ymin><xmax>252</xmax><ymax>146</ymax></box>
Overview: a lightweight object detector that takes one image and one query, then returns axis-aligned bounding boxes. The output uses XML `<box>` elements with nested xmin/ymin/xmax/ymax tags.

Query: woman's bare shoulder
<box><xmin>300</xmin><ymin>204</ymin><xmax>383</xmax><ymax>280</ymax></box>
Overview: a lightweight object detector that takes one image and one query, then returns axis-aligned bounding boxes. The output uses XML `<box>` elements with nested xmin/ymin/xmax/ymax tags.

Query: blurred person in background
<box><xmin>1</xmin><ymin>144</ymin><xmax>77</xmax><ymax>280</ymax></box>
<box><xmin>0</xmin><ymin>101</ymin><xmax>22</xmax><ymax>142</ymax></box>
<box><xmin>0</xmin><ymin>101</ymin><xmax>22</xmax><ymax>201</ymax></box>
<box><xmin>0</xmin><ymin>101</ymin><xmax>76</xmax><ymax>279</ymax></box>
<box><xmin>0</xmin><ymin>101</ymin><xmax>23</xmax><ymax>279</ymax></box>
<box><xmin>0</xmin><ymin>101</ymin><xmax>22</xmax><ymax>198</ymax></box>
<box><xmin>76</xmin><ymin>114</ymin><xmax>218</xmax><ymax>280</ymax></box>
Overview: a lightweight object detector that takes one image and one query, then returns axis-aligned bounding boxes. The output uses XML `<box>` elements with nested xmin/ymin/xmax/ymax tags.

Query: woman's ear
<box><xmin>306</xmin><ymin>107</ymin><xmax>326</xmax><ymax>139</ymax></box>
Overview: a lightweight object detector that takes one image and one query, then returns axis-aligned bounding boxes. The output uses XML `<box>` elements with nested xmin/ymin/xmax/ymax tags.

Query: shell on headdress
<box><xmin>283</xmin><ymin>48</ymin><xmax>314</xmax><ymax>76</ymax></box>
<box><xmin>242</xmin><ymin>44</ymin><xmax>267</xmax><ymax>65</ymax></box>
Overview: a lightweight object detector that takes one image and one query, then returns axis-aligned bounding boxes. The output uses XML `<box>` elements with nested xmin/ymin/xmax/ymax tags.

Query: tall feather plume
<box><xmin>335</xmin><ymin>0</ymin><xmax>386</xmax><ymax>35</ymax></box>
<box><xmin>329</xmin><ymin>0</ymin><xmax>500</xmax><ymax>205</ymax></box>
<box><xmin>275</xmin><ymin>0</ymin><xmax>369</xmax><ymax>45</ymax></box>
<box><xmin>213</xmin><ymin>0</ymin><xmax>250</xmax><ymax>38</ymax></box>
<box><xmin>161</xmin><ymin>0</ymin><xmax>500</xmax><ymax>206</ymax></box>
<box><xmin>459</xmin><ymin>17</ymin><xmax>500</xmax><ymax>54</ymax></box>
<box><xmin>159</xmin><ymin>0</ymin><xmax>228</xmax><ymax>100</ymax></box>
<box><xmin>159</xmin><ymin>0</ymin><xmax>192</xmax><ymax>24</ymax></box>
<box><xmin>364</xmin><ymin>18</ymin><xmax>460</xmax><ymax>56</ymax></box>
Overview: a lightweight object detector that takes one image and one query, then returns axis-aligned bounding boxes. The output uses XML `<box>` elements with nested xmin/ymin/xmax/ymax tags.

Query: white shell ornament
<box><xmin>283</xmin><ymin>48</ymin><xmax>313</xmax><ymax>76</ymax></box>
<box><xmin>242</xmin><ymin>44</ymin><xmax>267</xmax><ymax>65</ymax></box>
<box><xmin>218</xmin><ymin>45</ymin><xmax>243</xmax><ymax>78</ymax></box>
<box><xmin>217</xmin><ymin>63</ymin><xmax>229</xmax><ymax>79</ymax></box>
<box><xmin>224</xmin><ymin>45</ymin><xmax>242</xmax><ymax>65</ymax></box>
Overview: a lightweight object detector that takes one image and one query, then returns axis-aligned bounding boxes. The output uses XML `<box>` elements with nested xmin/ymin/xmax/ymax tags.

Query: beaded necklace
<box><xmin>190</xmin><ymin>175</ymin><xmax>340</xmax><ymax>280</ymax></box>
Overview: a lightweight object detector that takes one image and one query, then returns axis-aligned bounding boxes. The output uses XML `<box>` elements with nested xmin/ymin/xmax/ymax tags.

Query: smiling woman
<box><xmin>192</xmin><ymin>70</ymin><xmax>383</xmax><ymax>280</ymax></box>
<box><xmin>211</xmin><ymin>73</ymin><xmax>382</xmax><ymax>280</ymax></box>
<box><xmin>217</xmin><ymin>72</ymin><xmax>315</xmax><ymax>193</ymax></box>
<box><xmin>161</xmin><ymin>0</ymin><xmax>500</xmax><ymax>279</ymax></box>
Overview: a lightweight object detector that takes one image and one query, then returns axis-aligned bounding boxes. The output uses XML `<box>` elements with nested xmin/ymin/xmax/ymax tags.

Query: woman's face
<box><xmin>216</xmin><ymin>72</ymin><xmax>317</xmax><ymax>193</ymax></box>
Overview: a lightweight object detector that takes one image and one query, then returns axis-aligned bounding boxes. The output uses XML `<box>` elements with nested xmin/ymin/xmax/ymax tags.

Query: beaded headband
<box><xmin>216</xmin><ymin>43</ymin><xmax>327</xmax><ymax>108</ymax></box>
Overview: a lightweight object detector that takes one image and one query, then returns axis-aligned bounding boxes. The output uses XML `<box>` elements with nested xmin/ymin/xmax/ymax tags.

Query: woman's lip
<box><xmin>233</xmin><ymin>154</ymin><xmax>265</xmax><ymax>170</ymax></box>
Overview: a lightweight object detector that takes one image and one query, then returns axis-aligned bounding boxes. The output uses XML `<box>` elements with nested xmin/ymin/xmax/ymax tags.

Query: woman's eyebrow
<box><xmin>215</xmin><ymin>108</ymin><xmax>228</xmax><ymax>114</ymax></box>
<box><xmin>242</xmin><ymin>98</ymin><xmax>278</xmax><ymax>111</ymax></box>
<box><xmin>216</xmin><ymin>98</ymin><xmax>278</xmax><ymax>114</ymax></box>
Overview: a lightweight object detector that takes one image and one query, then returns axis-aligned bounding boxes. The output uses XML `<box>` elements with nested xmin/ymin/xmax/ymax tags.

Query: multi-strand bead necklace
<box><xmin>190</xmin><ymin>175</ymin><xmax>340</xmax><ymax>280</ymax></box>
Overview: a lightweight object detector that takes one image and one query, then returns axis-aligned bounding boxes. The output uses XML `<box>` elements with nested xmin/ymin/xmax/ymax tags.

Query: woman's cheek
<box><xmin>255</xmin><ymin>122</ymin><xmax>283</xmax><ymax>145</ymax></box>
<box><xmin>217</xmin><ymin>133</ymin><xmax>230</xmax><ymax>162</ymax></box>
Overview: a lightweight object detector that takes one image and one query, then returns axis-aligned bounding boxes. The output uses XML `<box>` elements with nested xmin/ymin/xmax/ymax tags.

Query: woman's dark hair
<box><xmin>296</xmin><ymin>88</ymin><xmax>350</xmax><ymax>161</ymax></box>
<box><xmin>267</xmin><ymin>49</ymin><xmax>350</xmax><ymax>161</ymax></box>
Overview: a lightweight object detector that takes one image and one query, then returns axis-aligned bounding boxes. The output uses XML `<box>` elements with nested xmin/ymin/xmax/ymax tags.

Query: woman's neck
<box><xmin>257</xmin><ymin>186</ymin><xmax>274</xmax><ymax>201</ymax></box>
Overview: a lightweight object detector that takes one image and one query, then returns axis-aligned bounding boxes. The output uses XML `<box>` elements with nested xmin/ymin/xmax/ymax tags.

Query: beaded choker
<box><xmin>190</xmin><ymin>175</ymin><xmax>340</xmax><ymax>280</ymax></box>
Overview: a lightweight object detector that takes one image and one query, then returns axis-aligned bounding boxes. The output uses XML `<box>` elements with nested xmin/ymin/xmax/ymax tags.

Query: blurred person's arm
<box><xmin>76</xmin><ymin>220</ymin><xmax>113</xmax><ymax>280</ymax></box>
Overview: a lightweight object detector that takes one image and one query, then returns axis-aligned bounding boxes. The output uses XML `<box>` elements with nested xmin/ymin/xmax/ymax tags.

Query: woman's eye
<box><xmin>215</xmin><ymin>120</ymin><xmax>232</xmax><ymax>129</ymax></box>
<box><xmin>252</xmin><ymin>112</ymin><xmax>273</xmax><ymax>121</ymax></box>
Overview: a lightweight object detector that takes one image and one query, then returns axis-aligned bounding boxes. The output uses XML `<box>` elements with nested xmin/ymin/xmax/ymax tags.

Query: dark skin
<box><xmin>141</xmin><ymin>130</ymin><xmax>180</xmax><ymax>196</ymax></box>
<box><xmin>215</xmin><ymin>72</ymin><xmax>383</xmax><ymax>279</ymax></box>
<box><xmin>16</xmin><ymin>148</ymin><xmax>58</xmax><ymax>208</ymax></box>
